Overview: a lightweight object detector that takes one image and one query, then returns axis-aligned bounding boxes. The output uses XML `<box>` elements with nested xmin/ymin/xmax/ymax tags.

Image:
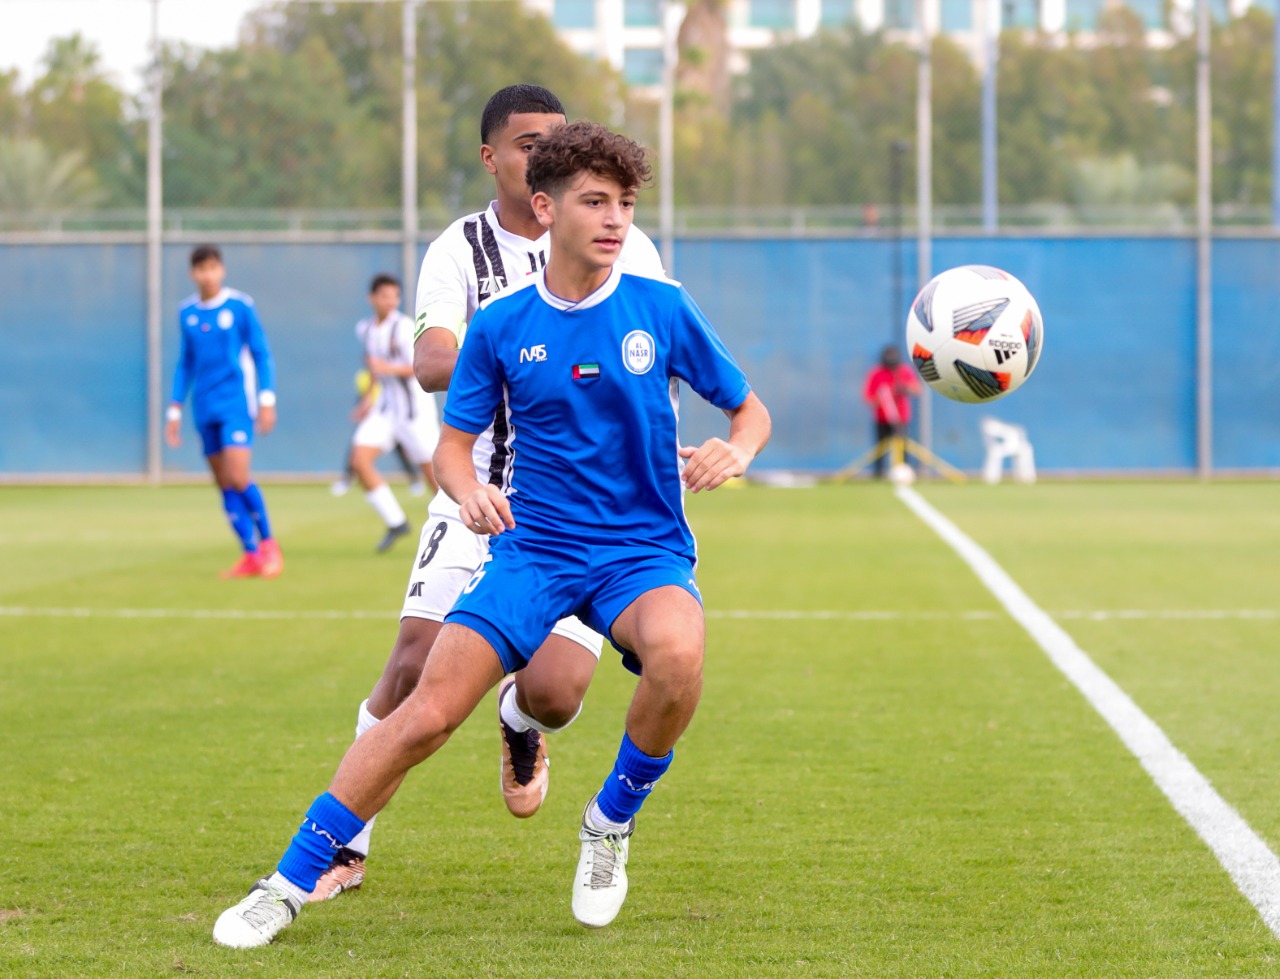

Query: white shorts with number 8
<box><xmin>400</xmin><ymin>491</ymin><xmax>603</xmax><ymax>659</ymax></box>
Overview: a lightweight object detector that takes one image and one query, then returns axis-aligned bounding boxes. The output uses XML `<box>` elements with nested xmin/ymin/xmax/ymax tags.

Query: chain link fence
<box><xmin>2</xmin><ymin>0</ymin><xmax>1279</xmax><ymax>479</ymax></box>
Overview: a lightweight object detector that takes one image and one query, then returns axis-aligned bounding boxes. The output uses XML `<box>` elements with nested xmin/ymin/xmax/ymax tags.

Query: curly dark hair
<box><xmin>525</xmin><ymin>120</ymin><xmax>652</xmax><ymax>200</ymax></box>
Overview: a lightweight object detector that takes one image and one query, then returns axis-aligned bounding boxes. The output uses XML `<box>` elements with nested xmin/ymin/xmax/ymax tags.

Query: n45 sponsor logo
<box><xmin>520</xmin><ymin>344</ymin><xmax>547</xmax><ymax>363</ymax></box>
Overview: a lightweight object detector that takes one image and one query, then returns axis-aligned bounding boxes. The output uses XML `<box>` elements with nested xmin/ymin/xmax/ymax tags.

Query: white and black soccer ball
<box><xmin>905</xmin><ymin>265</ymin><xmax>1044</xmax><ymax>403</ymax></box>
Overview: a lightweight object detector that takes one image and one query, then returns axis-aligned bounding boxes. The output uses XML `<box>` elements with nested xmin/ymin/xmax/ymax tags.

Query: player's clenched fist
<box><xmin>165</xmin><ymin>415</ymin><xmax>182</xmax><ymax>448</ymax></box>
<box><xmin>256</xmin><ymin>405</ymin><xmax>277</xmax><ymax>436</ymax></box>
<box><xmin>679</xmin><ymin>438</ymin><xmax>753</xmax><ymax>494</ymax></box>
<box><xmin>459</xmin><ymin>483</ymin><xmax>515</xmax><ymax>536</ymax></box>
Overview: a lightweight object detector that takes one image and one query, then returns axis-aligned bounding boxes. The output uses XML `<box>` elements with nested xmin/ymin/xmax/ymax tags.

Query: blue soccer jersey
<box><xmin>171</xmin><ymin>288</ymin><xmax>276</xmax><ymax>425</ymax></box>
<box><xmin>443</xmin><ymin>266</ymin><xmax>751</xmax><ymax>561</ymax></box>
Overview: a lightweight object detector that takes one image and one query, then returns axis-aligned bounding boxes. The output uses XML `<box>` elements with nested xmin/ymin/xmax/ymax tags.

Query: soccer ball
<box><xmin>905</xmin><ymin>265</ymin><xmax>1043</xmax><ymax>403</ymax></box>
<box><xmin>888</xmin><ymin>462</ymin><xmax>916</xmax><ymax>486</ymax></box>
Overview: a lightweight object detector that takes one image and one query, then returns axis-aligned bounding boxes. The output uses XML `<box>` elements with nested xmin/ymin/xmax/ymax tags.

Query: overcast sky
<box><xmin>0</xmin><ymin>0</ymin><xmax>262</xmax><ymax>92</ymax></box>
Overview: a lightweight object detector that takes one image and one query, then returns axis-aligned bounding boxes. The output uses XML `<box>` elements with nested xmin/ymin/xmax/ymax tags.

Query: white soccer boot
<box><xmin>572</xmin><ymin>795</ymin><xmax>635</xmax><ymax>928</ymax></box>
<box><xmin>212</xmin><ymin>878</ymin><xmax>303</xmax><ymax>948</ymax></box>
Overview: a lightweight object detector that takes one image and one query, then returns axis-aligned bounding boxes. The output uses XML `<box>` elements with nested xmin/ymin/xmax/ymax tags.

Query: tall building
<box><xmin>522</xmin><ymin>0</ymin><xmax>1267</xmax><ymax>90</ymax></box>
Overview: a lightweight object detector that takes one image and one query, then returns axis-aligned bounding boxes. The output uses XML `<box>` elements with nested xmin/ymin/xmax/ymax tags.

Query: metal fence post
<box><xmin>981</xmin><ymin>0</ymin><xmax>998</xmax><ymax>233</ymax></box>
<box><xmin>402</xmin><ymin>0</ymin><xmax>420</xmax><ymax>300</ymax></box>
<box><xmin>659</xmin><ymin>0</ymin><xmax>683</xmax><ymax>276</ymax></box>
<box><xmin>1196</xmin><ymin>0</ymin><xmax>1212</xmax><ymax>479</ymax></box>
<box><xmin>146</xmin><ymin>0</ymin><xmax>163</xmax><ymax>484</ymax></box>
<box><xmin>916</xmin><ymin>0</ymin><xmax>935</xmax><ymax>456</ymax></box>
<box><xmin>1273</xmin><ymin>0</ymin><xmax>1280</xmax><ymax>228</ymax></box>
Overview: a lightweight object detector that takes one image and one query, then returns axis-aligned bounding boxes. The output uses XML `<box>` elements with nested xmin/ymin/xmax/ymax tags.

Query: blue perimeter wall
<box><xmin>1</xmin><ymin>236</ymin><xmax>1277</xmax><ymax>476</ymax></box>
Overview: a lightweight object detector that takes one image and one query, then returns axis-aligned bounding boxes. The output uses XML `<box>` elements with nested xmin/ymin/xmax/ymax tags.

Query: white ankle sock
<box><xmin>267</xmin><ymin>871</ymin><xmax>309</xmax><ymax>905</ymax></box>
<box><xmin>366</xmin><ymin>484</ymin><xmax>406</xmax><ymax>527</ymax></box>
<box><xmin>356</xmin><ymin>698</ymin><xmax>381</xmax><ymax>737</ymax></box>
<box><xmin>499</xmin><ymin>682</ymin><xmax>532</xmax><ymax>733</ymax></box>
<box><xmin>345</xmin><ymin>700</ymin><xmax>381</xmax><ymax>856</ymax></box>
<box><xmin>499</xmin><ymin>679</ymin><xmax>583</xmax><ymax>734</ymax></box>
<box><xmin>587</xmin><ymin>800</ymin><xmax>631</xmax><ymax>834</ymax></box>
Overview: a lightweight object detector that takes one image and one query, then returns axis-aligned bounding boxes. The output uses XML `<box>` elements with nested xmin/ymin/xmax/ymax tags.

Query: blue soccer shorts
<box><xmin>444</xmin><ymin>528</ymin><xmax>702</xmax><ymax>675</ymax></box>
<box><xmin>197</xmin><ymin>415</ymin><xmax>254</xmax><ymax>457</ymax></box>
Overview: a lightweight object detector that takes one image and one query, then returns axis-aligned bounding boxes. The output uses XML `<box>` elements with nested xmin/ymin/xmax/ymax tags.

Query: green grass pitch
<box><xmin>1</xmin><ymin>481</ymin><xmax>1279</xmax><ymax>977</ymax></box>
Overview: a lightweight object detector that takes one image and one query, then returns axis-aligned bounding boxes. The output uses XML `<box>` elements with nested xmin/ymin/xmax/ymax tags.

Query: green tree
<box><xmin>0</xmin><ymin>69</ymin><xmax>24</xmax><ymax>135</ymax></box>
<box><xmin>995</xmin><ymin>31</ymin><xmax>1092</xmax><ymax>206</ymax></box>
<box><xmin>242</xmin><ymin>0</ymin><xmax>624</xmax><ymax>214</ymax></box>
<box><xmin>0</xmin><ymin>137</ymin><xmax>104</xmax><ymax>212</ymax></box>
<box><xmin>1088</xmin><ymin>7</ymin><xmax>1171</xmax><ymax>161</ymax></box>
<box><xmin>1207</xmin><ymin>8</ymin><xmax>1272</xmax><ymax>206</ymax></box>
<box><xmin>1067</xmin><ymin>153</ymin><xmax>1191</xmax><ymax>227</ymax></box>
<box><xmin>159</xmin><ymin>35</ymin><xmax>389</xmax><ymax>208</ymax></box>
<box><xmin>1162</xmin><ymin>10</ymin><xmax>1276</xmax><ymax>212</ymax></box>
<box><xmin>28</xmin><ymin>35</ymin><xmax>140</xmax><ymax>206</ymax></box>
<box><xmin>992</xmin><ymin>20</ymin><xmax>1188</xmax><ymax>210</ymax></box>
<box><xmin>717</xmin><ymin>28</ymin><xmax>978</xmax><ymax>209</ymax></box>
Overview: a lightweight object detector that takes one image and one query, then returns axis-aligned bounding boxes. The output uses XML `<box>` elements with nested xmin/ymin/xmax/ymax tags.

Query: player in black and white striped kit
<box><xmin>348</xmin><ymin>273</ymin><xmax>440</xmax><ymax>552</ymax></box>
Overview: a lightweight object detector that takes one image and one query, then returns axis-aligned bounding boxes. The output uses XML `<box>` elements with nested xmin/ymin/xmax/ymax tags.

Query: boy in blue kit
<box><xmin>212</xmin><ymin>122</ymin><xmax>770</xmax><ymax>946</ymax></box>
<box><xmin>167</xmin><ymin>245</ymin><xmax>283</xmax><ymax>579</ymax></box>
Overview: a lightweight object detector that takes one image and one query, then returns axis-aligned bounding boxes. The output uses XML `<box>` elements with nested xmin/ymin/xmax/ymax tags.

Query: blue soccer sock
<box><xmin>276</xmin><ymin>792</ymin><xmax>367</xmax><ymax>893</ymax></box>
<box><xmin>240</xmin><ymin>483</ymin><xmax>273</xmax><ymax>541</ymax></box>
<box><xmin>595</xmin><ymin>732</ymin><xmax>674</xmax><ymax>824</ymax></box>
<box><xmin>221</xmin><ymin>488</ymin><xmax>258</xmax><ymax>553</ymax></box>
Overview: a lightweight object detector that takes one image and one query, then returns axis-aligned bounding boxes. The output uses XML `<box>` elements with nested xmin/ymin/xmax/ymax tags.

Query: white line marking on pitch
<box><xmin>0</xmin><ymin>606</ymin><xmax>1275</xmax><ymax>623</ymax></box>
<box><xmin>0</xmin><ymin>605</ymin><xmax>998</xmax><ymax>623</ymax></box>
<box><xmin>0</xmin><ymin>606</ymin><xmax>395</xmax><ymax>621</ymax></box>
<box><xmin>895</xmin><ymin>484</ymin><xmax>1280</xmax><ymax>938</ymax></box>
<box><xmin>1058</xmin><ymin>609</ymin><xmax>1279</xmax><ymax>621</ymax></box>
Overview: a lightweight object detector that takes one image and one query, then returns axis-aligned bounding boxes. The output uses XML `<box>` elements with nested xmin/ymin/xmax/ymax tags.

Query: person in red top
<box><xmin>862</xmin><ymin>345</ymin><xmax>921</xmax><ymax>478</ymax></box>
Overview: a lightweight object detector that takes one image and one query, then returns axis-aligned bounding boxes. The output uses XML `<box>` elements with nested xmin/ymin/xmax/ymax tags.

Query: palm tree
<box><xmin>0</xmin><ymin>137</ymin><xmax>104</xmax><ymax>213</ymax></box>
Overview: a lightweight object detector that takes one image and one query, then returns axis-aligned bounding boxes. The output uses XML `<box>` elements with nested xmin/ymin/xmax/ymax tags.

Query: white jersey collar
<box><xmin>194</xmin><ymin>288</ymin><xmax>231</xmax><ymax>310</ymax></box>
<box><xmin>534</xmin><ymin>264</ymin><xmax>621</xmax><ymax>312</ymax></box>
<box><xmin>485</xmin><ymin>201</ymin><xmax>546</xmax><ymax>250</ymax></box>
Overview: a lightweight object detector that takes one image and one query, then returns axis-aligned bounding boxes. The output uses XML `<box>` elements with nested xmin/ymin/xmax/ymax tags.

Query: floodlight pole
<box><xmin>889</xmin><ymin>140</ymin><xmax>906</xmax><ymax>343</ymax></box>
<box><xmin>1274</xmin><ymin>0</ymin><xmax>1280</xmax><ymax>226</ymax></box>
<box><xmin>916</xmin><ymin>0</ymin><xmax>935</xmax><ymax>455</ymax></box>
<box><xmin>146</xmin><ymin>0</ymin><xmax>163</xmax><ymax>484</ymax></box>
<box><xmin>1195</xmin><ymin>0</ymin><xmax>1212</xmax><ymax>479</ymax></box>
<box><xmin>402</xmin><ymin>0</ymin><xmax>420</xmax><ymax>302</ymax></box>
<box><xmin>659</xmin><ymin>0</ymin><xmax>684</xmax><ymax>275</ymax></box>
<box><xmin>980</xmin><ymin>0</ymin><xmax>998</xmax><ymax>232</ymax></box>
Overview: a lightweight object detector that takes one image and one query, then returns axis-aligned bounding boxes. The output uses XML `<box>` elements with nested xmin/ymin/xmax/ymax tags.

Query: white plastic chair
<box><xmin>981</xmin><ymin>417</ymin><xmax>1036</xmax><ymax>485</ymax></box>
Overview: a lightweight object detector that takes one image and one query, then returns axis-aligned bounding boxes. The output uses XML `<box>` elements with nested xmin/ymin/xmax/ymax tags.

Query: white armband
<box><xmin>166</xmin><ymin>405</ymin><xmax>182</xmax><ymax>422</ymax></box>
<box><xmin>258</xmin><ymin>390</ymin><xmax>277</xmax><ymax>408</ymax></box>
<box><xmin>416</xmin><ymin>303</ymin><xmax>466</xmax><ymax>345</ymax></box>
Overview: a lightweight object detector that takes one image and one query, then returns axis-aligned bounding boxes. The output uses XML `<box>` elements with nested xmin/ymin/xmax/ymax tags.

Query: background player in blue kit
<box><xmin>167</xmin><ymin>244</ymin><xmax>283</xmax><ymax>579</ymax></box>
<box><xmin>212</xmin><ymin>121</ymin><xmax>770</xmax><ymax>946</ymax></box>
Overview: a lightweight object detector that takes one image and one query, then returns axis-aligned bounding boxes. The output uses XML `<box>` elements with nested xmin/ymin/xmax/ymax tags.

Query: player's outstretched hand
<box><xmin>165</xmin><ymin>418</ymin><xmax>182</xmax><ymax>448</ymax></box>
<box><xmin>460</xmin><ymin>483</ymin><xmax>515</xmax><ymax>536</ymax></box>
<box><xmin>256</xmin><ymin>405</ymin><xmax>277</xmax><ymax>436</ymax></box>
<box><xmin>679</xmin><ymin>438</ymin><xmax>752</xmax><ymax>493</ymax></box>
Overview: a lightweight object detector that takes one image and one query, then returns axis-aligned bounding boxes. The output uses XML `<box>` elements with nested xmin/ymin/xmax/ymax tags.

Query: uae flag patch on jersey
<box><xmin>572</xmin><ymin>363</ymin><xmax>600</xmax><ymax>380</ymax></box>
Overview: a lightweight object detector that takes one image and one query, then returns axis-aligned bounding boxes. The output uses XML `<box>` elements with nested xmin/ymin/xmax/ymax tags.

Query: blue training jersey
<box><xmin>443</xmin><ymin>266</ymin><xmax>751</xmax><ymax>561</ymax></box>
<box><xmin>171</xmin><ymin>288</ymin><xmax>275</xmax><ymax>423</ymax></box>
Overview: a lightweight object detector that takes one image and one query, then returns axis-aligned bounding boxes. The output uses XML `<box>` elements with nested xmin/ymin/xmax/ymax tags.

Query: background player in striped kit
<box><xmin>166</xmin><ymin>244</ymin><xmax>283</xmax><ymax>579</ymax></box>
<box><xmin>346</xmin><ymin>273</ymin><xmax>440</xmax><ymax>552</ymax></box>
